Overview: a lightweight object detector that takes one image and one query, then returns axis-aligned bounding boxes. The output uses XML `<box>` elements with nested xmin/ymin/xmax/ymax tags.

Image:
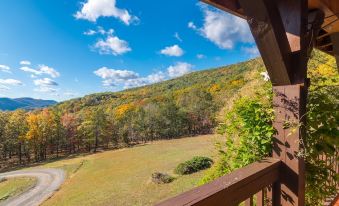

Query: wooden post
<box><xmin>272</xmin><ymin>84</ymin><xmax>308</xmax><ymax>206</ymax></box>
<box><xmin>236</xmin><ymin>0</ymin><xmax>314</xmax><ymax>204</ymax></box>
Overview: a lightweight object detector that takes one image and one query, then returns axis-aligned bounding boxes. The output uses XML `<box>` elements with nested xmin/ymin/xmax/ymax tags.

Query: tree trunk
<box><xmin>56</xmin><ymin>143</ymin><xmax>59</xmax><ymax>158</ymax></box>
<box><xmin>94</xmin><ymin>128</ymin><xmax>99</xmax><ymax>153</ymax></box>
<box><xmin>18</xmin><ymin>143</ymin><xmax>22</xmax><ymax>164</ymax></box>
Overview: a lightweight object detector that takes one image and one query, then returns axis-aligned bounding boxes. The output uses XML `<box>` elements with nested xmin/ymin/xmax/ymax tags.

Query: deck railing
<box><xmin>156</xmin><ymin>154</ymin><xmax>338</xmax><ymax>206</ymax></box>
<box><xmin>156</xmin><ymin>158</ymin><xmax>281</xmax><ymax>206</ymax></box>
<box><xmin>322</xmin><ymin>148</ymin><xmax>339</xmax><ymax>206</ymax></box>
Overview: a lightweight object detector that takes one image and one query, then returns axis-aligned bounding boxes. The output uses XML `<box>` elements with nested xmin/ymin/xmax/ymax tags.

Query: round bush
<box><xmin>151</xmin><ymin>172</ymin><xmax>174</xmax><ymax>184</ymax></box>
<box><xmin>174</xmin><ymin>156</ymin><xmax>213</xmax><ymax>175</ymax></box>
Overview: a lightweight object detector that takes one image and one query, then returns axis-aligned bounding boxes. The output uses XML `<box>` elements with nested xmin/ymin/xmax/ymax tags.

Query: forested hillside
<box><xmin>0</xmin><ymin>57</ymin><xmax>261</xmax><ymax>167</ymax></box>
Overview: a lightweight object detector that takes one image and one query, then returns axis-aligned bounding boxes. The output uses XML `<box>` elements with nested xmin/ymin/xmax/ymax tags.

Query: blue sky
<box><xmin>0</xmin><ymin>0</ymin><xmax>258</xmax><ymax>101</ymax></box>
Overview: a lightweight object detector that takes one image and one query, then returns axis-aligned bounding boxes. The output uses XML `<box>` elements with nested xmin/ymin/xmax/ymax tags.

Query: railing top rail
<box><xmin>156</xmin><ymin>158</ymin><xmax>281</xmax><ymax>206</ymax></box>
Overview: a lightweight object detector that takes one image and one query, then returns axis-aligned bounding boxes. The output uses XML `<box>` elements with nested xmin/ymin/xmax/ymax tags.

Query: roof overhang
<box><xmin>202</xmin><ymin>0</ymin><xmax>339</xmax><ymax>56</ymax></box>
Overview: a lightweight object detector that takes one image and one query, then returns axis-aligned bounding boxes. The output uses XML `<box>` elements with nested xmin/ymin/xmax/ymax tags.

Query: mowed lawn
<box><xmin>39</xmin><ymin>135</ymin><xmax>218</xmax><ymax>206</ymax></box>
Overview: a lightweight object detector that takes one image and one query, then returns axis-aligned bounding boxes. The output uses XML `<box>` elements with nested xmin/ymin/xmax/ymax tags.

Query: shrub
<box><xmin>201</xmin><ymin>96</ymin><xmax>275</xmax><ymax>184</ymax></box>
<box><xmin>151</xmin><ymin>172</ymin><xmax>174</xmax><ymax>184</ymax></box>
<box><xmin>175</xmin><ymin>156</ymin><xmax>213</xmax><ymax>175</ymax></box>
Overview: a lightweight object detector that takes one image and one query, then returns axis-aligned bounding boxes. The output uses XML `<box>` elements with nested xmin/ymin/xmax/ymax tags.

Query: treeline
<box><xmin>0</xmin><ymin>89</ymin><xmax>218</xmax><ymax>165</ymax></box>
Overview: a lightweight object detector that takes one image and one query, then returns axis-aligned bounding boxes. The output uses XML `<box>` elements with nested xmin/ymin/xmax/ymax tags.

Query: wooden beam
<box><xmin>238</xmin><ymin>0</ymin><xmax>315</xmax><ymax>85</ymax></box>
<box><xmin>272</xmin><ymin>84</ymin><xmax>308</xmax><ymax>206</ymax></box>
<box><xmin>201</xmin><ymin>0</ymin><xmax>245</xmax><ymax>19</ymax></box>
<box><xmin>238</xmin><ymin>0</ymin><xmax>293</xmax><ymax>85</ymax></box>
<box><xmin>277</xmin><ymin>0</ymin><xmax>310</xmax><ymax>84</ymax></box>
<box><xmin>276</xmin><ymin>0</ymin><xmax>307</xmax><ymax>52</ymax></box>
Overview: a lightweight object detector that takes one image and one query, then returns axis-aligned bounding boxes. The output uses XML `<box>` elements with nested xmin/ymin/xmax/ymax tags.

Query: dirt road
<box><xmin>0</xmin><ymin>169</ymin><xmax>65</xmax><ymax>206</ymax></box>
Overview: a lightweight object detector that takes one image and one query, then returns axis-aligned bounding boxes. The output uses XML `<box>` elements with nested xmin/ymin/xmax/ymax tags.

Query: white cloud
<box><xmin>242</xmin><ymin>46</ymin><xmax>260</xmax><ymax>57</ymax></box>
<box><xmin>34</xmin><ymin>78</ymin><xmax>58</xmax><ymax>94</ymax></box>
<box><xmin>74</xmin><ymin>0</ymin><xmax>138</xmax><ymax>25</ymax></box>
<box><xmin>188</xmin><ymin>21</ymin><xmax>197</xmax><ymax>29</ymax></box>
<box><xmin>94</xmin><ymin>67</ymin><xmax>138</xmax><ymax>81</ymax></box>
<box><xmin>20</xmin><ymin>66</ymin><xmax>40</xmax><ymax>75</ymax></box>
<box><xmin>34</xmin><ymin>87</ymin><xmax>58</xmax><ymax>93</ymax></box>
<box><xmin>84</xmin><ymin>29</ymin><xmax>97</xmax><ymax>36</ymax></box>
<box><xmin>0</xmin><ymin>65</ymin><xmax>11</xmax><ymax>73</ymax></box>
<box><xmin>95</xmin><ymin>63</ymin><xmax>194</xmax><ymax>89</ymax></box>
<box><xmin>84</xmin><ymin>27</ymin><xmax>129</xmax><ymax>56</ymax></box>
<box><xmin>102</xmin><ymin>79</ymin><xmax>117</xmax><ymax>87</ymax></box>
<box><xmin>94</xmin><ymin>67</ymin><xmax>168</xmax><ymax>89</ymax></box>
<box><xmin>167</xmin><ymin>62</ymin><xmax>193</xmax><ymax>78</ymax></box>
<box><xmin>189</xmin><ymin>6</ymin><xmax>253</xmax><ymax>49</ymax></box>
<box><xmin>123</xmin><ymin>71</ymin><xmax>167</xmax><ymax>89</ymax></box>
<box><xmin>124</xmin><ymin>78</ymin><xmax>148</xmax><ymax>89</ymax></box>
<box><xmin>197</xmin><ymin>54</ymin><xmax>205</xmax><ymax>59</ymax></box>
<box><xmin>20</xmin><ymin>60</ymin><xmax>31</xmax><ymax>65</ymax></box>
<box><xmin>34</xmin><ymin>78</ymin><xmax>58</xmax><ymax>87</ymax></box>
<box><xmin>85</xmin><ymin>27</ymin><xmax>114</xmax><ymax>36</ymax></box>
<box><xmin>94</xmin><ymin>35</ymin><xmax>131</xmax><ymax>55</ymax></box>
<box><xmin>64</xmin><ymin>92</ymin><xmax>78</xmax><ymax>97</ymax></box>
<box><xmin>97</xmin><ymin>27</ymin><xmax>114</xmax><ymax>35</ymax></box>
<box><xmin>147</xmin><ymin>72</ymin><xmax>166</xmax><ymax>84</ymax></box>
<box><xmin>39</xmin><ymin>65</ymin><xmax>60</xmax><ymax>78</ymax></box>
<box><xmin>0</xmin><ymin>85</ymin><xmax>9</xmax><ymax>91</ymax></box>
<box><xmin>94</xmin><ymin>67</ymin><xmax>139</xmax><ymax>88</ymax></box>
<box><xmin>0</xmin><ymin>79</ymin><xmax>23</xmax><ymax>86</ymax></box>
<box><xmin>160</xmin><ymin>45</ymin><xmax>184</xmax><ymax>57</ymax></box>
<box><xmin>174</xmin><ymin>32</ymin><xmax>182</xmax><ymax>42</ymax></box>
<box><xmin>20</xmin><ymin>65</ymin><xmax>60</xmax><ymax>78</ymax></box>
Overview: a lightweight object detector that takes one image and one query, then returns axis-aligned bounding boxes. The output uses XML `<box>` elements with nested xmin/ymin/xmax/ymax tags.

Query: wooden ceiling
<box><xmin>202</xmin><ymin>0</ymin><xmax>339</xmax><ymax>56</ymax></box>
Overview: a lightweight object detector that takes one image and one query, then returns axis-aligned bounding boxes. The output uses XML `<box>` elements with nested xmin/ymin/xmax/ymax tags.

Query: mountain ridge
<box><xmin>0</xmin><ymin>97</ymin><xmax>57</xmax><ymax>111</ymax></box>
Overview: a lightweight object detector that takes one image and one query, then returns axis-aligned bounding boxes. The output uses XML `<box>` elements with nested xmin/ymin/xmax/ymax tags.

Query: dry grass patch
<box><xmin>0</xmin><ymin>177</ymin><xmax>37</xmax><ymax>201</ymax></box>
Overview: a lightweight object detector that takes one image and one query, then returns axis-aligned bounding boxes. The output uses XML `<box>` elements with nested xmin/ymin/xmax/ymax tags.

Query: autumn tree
<box><xmin>4</xmin><ymin>110</ymin><xmax>28</xmax><ymax>163</ymax></box>
<box><xmin>78</xmin><ymin>108</ymin><xmax>107</xmax><ymax>152</ymax></box>
<box><xmin>177</xmin><ymin>88</ymin><xmax>216</xmax><ymax>135</ymax></box>
<box><xmin>61</xmin><ymin>112</ymin><xmax>78</xmax><ymax>154</ymax></box>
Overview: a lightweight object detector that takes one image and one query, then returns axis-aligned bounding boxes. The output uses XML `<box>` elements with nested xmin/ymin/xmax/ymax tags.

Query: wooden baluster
<box><xmin>272</xmin><ymin>181</ymin><xmax>281</xmax><ymax>206</ymax></box>
<box><xmin>257</xmin><ymin>189</ymin><xmax>264</xmax><ymax>206</ymax></box>
<box><xmin>245</xmin><ymin>196</ymin><xmax>253</xmax><ymax>206</ymax></box>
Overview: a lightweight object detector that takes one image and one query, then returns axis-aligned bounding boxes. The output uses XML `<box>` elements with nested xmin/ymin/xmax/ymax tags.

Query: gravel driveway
<box><xmin>0</xmin><ymin>168</ymin><xmax>65</xmax><ymax>206</ymax></box>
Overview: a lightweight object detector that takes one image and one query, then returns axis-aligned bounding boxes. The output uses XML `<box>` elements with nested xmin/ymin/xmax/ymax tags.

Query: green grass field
<box><xmin>0</xmin><ymin>177</ymin><xmax>36</xmax><ymax>202</ymax></box>
<box><xmin>36</xmin><ymin>135</ymin><xmax>218</xmax><ymax>206</ymax></box>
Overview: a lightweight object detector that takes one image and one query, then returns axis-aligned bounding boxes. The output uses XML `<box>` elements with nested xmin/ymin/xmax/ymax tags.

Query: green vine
<box><xmin>200</xmin><ymin>96</ymin><xmax>275</xmax><ymax>183</ymax></box>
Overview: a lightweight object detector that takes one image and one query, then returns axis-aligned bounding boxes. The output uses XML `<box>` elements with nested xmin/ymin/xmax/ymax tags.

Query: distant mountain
<box><xmin>0</xmin><ymin>97</ymin><xmax>57</xmax><ymax>111</ymax></box>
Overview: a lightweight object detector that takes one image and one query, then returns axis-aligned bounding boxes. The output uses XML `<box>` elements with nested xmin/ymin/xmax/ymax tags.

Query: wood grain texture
<box><xmin>272</xmin><ymin>84</ymin><xmax>307</xmax><ymax>206</ymax></box>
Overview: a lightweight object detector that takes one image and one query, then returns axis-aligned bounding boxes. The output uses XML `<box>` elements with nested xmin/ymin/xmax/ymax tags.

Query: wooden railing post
<box><xmin>272</xmin><ymin>84</ymin><xmax>308</xmax><ymax>206</ymax></box>
<box><xmin>272</xmin><ymin>181</ymin><xmax>282</xmax><ymax>206</ymax></box>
